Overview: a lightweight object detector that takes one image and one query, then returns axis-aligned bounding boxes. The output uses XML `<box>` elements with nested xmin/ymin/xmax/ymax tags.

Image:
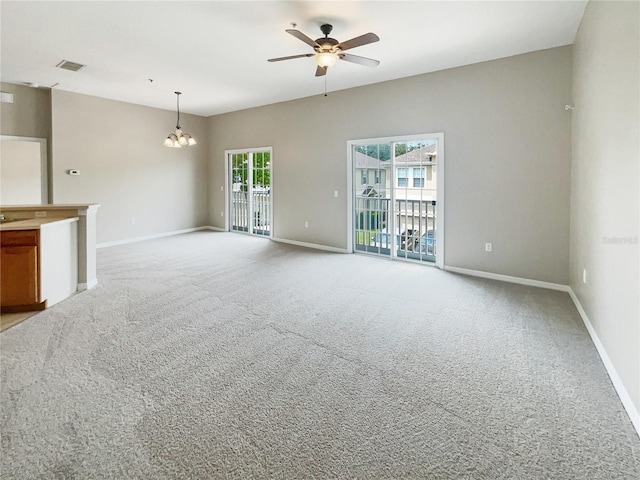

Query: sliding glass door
<box><xmin>228</xmin><ymin>148</ymin><xmax>272</xmax><ymax>237</ymax></box>
<box><xmin>351</xmin><ymin>135</ymin><xmax>442</xmax><ymax>265</ymax></box>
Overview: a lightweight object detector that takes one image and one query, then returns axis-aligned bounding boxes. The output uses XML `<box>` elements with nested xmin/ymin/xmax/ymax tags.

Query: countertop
<box><xmin>0</xmin><ymin>204</ymin><xmax>100</xmax><ymax>211</ymax></box>
<box><xmin>0</xmin><ymin>217</ymin><xmax>79</xmax><ymax>232</ymax></box>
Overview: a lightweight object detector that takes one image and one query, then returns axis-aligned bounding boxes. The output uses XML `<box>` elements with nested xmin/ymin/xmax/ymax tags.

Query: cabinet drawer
<box><xmin>0</xmin><ymin>230</ymin><xmax>38</xmax><ymax>247</ymax></box>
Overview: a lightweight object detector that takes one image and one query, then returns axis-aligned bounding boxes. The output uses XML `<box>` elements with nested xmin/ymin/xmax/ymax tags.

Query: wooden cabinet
<box><xmin>0</xmin><ymin>230</ymin><xmax>44</xmax><ymax>311</ymax></box>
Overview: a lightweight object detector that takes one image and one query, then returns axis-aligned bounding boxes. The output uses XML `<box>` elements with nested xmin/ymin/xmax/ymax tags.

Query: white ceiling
<box><xmin>1</xmin><ymin>1</ymin><xmax>587</xmax><ymax>117</ymax></box>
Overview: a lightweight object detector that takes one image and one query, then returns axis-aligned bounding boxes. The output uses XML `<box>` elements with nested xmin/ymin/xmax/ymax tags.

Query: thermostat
<box><xmin>68</xmin><ymin>169</ymin><xmax>80</xmax><ymax>175</ymax></box>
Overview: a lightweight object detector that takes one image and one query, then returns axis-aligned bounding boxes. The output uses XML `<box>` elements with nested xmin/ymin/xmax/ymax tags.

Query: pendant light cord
<box><xmin>175</xmin><ymin>92</ymin><xmax>181</xmax><ymax>129</ymax></box>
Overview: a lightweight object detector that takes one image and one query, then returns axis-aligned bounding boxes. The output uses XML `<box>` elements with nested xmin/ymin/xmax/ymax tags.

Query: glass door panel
<box><xmin>393</xmin><ymin>141</ymin><xmax>437</xmax><ymax>263</ymax></box>
<box><xmin>229</xmin><ymin>150</ymin><xmax>272</xmax><ymax>237</ymax></box>
<box><xmin>230</xmin><ymin>153</ymin><xmax>249</xmax><ymax>232</ymax></box>
<box><xmin>353</xmin><ymin>143</ymin><xmax>391</xmax><ymax>255</ymax></box>
<box><xmin>251</xmin><ymin>151</ymin><xmax>271</xmax><ymax>236</ymax></box>
<box><xmin>353</xmin><ymin>139</ymin><xmax>438</xmax><ymax>264</ymax></box>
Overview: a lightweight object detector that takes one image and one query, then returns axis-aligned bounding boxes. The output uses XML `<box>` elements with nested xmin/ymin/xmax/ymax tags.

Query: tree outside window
<box><xmin>232</xmin><ymin>152</ymin><xmax>271</xmax><ymax>188</ymax></box>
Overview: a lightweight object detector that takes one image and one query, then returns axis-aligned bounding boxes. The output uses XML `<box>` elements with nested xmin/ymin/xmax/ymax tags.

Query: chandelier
<box><xmin>164</xmin><ymin>91</ymin><xmax>196</xmax><ymax>148</ymax></box>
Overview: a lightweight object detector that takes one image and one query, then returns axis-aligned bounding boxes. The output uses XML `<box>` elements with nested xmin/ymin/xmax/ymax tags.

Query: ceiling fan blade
<box><xmin>340</xmin><ymin>53</ymin><xmax>380</xmax><ymax>68</ymax></box>
<box><xmin>336</xmin><ymin>32</ymin><xmax>379</xmax><ymax>51</ymax></box>
<box><xmin>315</xmin><ymin>66</ymin><xmax>327</xmax><ymax>77</ymax></box>
<box><xmin>286</xmin><ymin>29</ymin><xmax>320</xmax><ymax>48</ymax></box>
<box><xmin>267</xmin><ymin>53</ymin><xmax>315</xmax><ymax>62</ymax></box>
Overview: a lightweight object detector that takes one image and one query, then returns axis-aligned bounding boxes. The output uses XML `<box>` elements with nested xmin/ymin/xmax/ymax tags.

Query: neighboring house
<box><xmin>393</xmin><ymin>143</ymin><xmax>437</xmax><ymax>202</ymax></box>
<box><xmin>354</xmin><ymin>143</ymin><xmax>437</xmax><ymax>201</ymax></box>
<box><xmin>354</xmin><ymin>151</ymin><xmax>388</xmax><ymax>197</ymax></box>
<box><xmin>354</xmin><ymin>144</ymin><xmax>437</xmax><ymax>244</ymax></box>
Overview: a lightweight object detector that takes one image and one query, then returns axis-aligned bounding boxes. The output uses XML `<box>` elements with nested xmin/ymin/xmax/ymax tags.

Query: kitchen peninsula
<box><xmin>0</xmin><ymin>204</ymin><xmax>99</xmax><ymax>312</ymax></box>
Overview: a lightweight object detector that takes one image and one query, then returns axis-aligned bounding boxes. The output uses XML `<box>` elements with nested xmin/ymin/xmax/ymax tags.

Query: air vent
<box><xmin>56</xmin><ymin>60</ymin><xmax>85</xmax><ymax>72</ymax></box>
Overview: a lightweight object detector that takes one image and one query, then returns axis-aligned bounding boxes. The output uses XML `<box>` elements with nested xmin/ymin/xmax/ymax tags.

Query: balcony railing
<box><xmin>231</xmin><ymin>191</ymin><xmax>271</xmax><ymax>236</ymax></box>
<box><xmin>354</xmin><ymin>197</ymin><xmax>436</xmax><ymax>262</ymax></box>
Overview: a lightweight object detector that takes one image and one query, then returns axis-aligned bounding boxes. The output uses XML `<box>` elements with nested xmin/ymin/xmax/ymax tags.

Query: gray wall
<box><xmin>0</xmin><ymin>82</ymin><xmax>51</xmax><ymax>139</ymax></box>
<box><xmin>571</xmin><ymin>1</ymin><xmax>639</xmax><ymax>420</ymax></box>
<box><xmin>207</xmin><ymin>46</ymin><xmax>573</xmax><ymax>284</ymax></box>
<box><xmin>51</xmin><ymin>90</ymin><xmax>209</xmax><ymax>244</ymax></box>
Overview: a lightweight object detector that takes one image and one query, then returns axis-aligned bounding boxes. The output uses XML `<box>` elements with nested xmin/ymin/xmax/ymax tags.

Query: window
<box><xmin>397</xmin><ymin>168</ymin><xmax>408</xmax><ymax>187</ymax></box>
<box><xmin>413</xmin><ymin>168</ymin><xmax>425</xmax><ymax>188</ymax></box>
<box><xmin>361</xmin><ymin>170</ymin><xmax>367</xmax><ymax>185</ymax></box>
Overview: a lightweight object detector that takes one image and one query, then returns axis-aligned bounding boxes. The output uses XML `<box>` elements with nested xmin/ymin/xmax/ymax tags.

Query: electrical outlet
<box><xmin>220</xmin><ymin>186</ymin><xmax>224</xmax><ymax>191</ymax></box>
<box><xmin>485</xmin><ymin>243</ymin><xmax>492</xmax><ymax>252</ymax></box>
<box><xmin>130</xmin><ymin>218</ymin><xmax>136</xmax><ymax>225</ymax></box>
<box><xmin>35</xmin><ymin>211</ymin><xmax>47</xmax><ymax>218</ymax></box>
<box><xmin>334</xmin><ymin>190</ymin><xmax>339</xmax><ymax>198</ymax></box>
<box><xmin>304</xmin><ymin>221</ymin><xmax>309</xmax><ymax>228</ymax></box>
<box><xmin>583</xmin><ymin>268</ymin><xmax>587</xmax><ymax>284</ymax></box>
<box><xmin>220</xmin><ymin>211</ymin><xmax>224</xmax><ymax>217</ymax></box>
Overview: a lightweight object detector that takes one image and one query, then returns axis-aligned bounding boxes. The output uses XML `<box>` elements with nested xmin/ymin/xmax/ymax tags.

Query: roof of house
<box><xmin>394</xmin><ymin>144</ymin><xmax>437</xmax><ymax>164</ymax></box>
<box><xmin>354</xmin><ymin>151</ymin><xmax>389</xmax><ymax>169</ymax></box>
<box><xmin>361</xmin><ymin>187</ymin><xmax>379</xmax><ymax>197</ymax></box>
<box><xmin>355</xmin><ymin>145</ymin><xmax>436</xmax><ymax>169</ymax></box>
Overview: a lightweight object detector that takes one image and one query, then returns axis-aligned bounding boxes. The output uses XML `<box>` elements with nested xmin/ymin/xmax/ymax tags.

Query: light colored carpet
<box><xmin>1</xmin><ymin>231</ymin><xmax>639</xmax><ymax>479</ymax></box>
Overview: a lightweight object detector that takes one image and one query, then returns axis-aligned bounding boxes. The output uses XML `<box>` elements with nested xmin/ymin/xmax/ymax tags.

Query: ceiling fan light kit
<box><xmin>315</xmin><ymin>52</ymin><xmax>339</xmax><ymax>68</ymax></box>
<box><xmin>164</xmin><ymin>91</ymin><xmax>196</xmax><ymax>148</ymax></box>
<box><xmin>268</xmin><ymin>23</ymin><xmax>380</xmax><ymax>78</ymax></box>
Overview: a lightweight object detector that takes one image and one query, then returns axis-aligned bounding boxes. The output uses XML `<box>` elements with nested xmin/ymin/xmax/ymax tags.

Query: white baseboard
<box><xmin>204</xmin><ymin>226</ymin><xmax>226</xmax><ymax>232</ymax></box>
<box><xmin>567</xmin><ymin>288</ymin><xmax>640</xmax><ymax>437</ymax></box>
<box><xmin>77</xmin><ymin>279</ymin><xmax>98</xmax><ymax>291</ymax></box>
<box><xmin>97</xmin><ymin>226</ymin><xmax>215</xmax><ymax>248</ymax></box>
<box><xmin>443</xmin><ymin>265</ymin><xmax>570</xmax><ymax>292</ymax></box>
<box><xmin>271</xmin><ymin>237</ymin><xmax>349</xmax><ymax>254</ymax></box>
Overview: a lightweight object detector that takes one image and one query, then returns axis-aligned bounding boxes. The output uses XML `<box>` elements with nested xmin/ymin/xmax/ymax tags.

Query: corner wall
<box><xmin>51</xmin><ymin>90</ymin><xmax>209</xmax><ymax>244</ymax></box>
<box><xmin>570</xmin><ymin>1</ymin><xmax>640</xmax><ymax>427</ymax></box>
<box><xmin>207</xmin><ymin>46</ymin><xmax>573</xmax><ymax>284</ymax></box>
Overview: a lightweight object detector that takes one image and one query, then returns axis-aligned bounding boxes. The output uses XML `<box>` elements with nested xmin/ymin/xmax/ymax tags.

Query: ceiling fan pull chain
<box><xmin>324</xmin><ymin>73</ymin><xmax>327</xmax><ymax>97</ymax></box>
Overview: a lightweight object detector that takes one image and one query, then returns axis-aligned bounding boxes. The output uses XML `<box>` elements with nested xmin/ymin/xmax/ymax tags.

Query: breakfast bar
<box><xmin>0</xmin><ymin>204</ymin><xmax>99</xmax><ymax>312</ymax></box>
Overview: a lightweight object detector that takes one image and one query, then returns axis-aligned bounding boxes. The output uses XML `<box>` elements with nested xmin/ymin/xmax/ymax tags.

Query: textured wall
<box><xmin>51</xmin><ymin>90</ymin><xmax>209</xmax><ymax>244</ymax></box>
<box><xmin>570</xmin><ymin>1</ymin><xmax>640</xmax><ymax>422</ymax></box>
<box><xmin>207</xmin><ymin>46</ymin><xmax>573</xmax><ymax>284</ymax></box>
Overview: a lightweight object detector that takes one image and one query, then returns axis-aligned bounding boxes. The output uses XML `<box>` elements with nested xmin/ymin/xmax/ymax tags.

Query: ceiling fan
<box><xmin>267</xmin><ymin>24</ymin><xmax>380</xmax><ymax>77</ymax></box>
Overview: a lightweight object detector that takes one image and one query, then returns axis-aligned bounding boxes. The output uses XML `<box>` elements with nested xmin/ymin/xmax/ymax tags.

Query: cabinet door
<box><xmin>1</xmin><ymin>246</ymin><xmax>39</xmax><ymax>306</ymax></box>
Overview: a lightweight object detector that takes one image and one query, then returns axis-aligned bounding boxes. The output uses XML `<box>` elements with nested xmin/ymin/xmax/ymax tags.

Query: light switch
<box><xmin>0</xmin><ymin>92</ymin><xmax>14</xmax><ymax>104</ymax></box>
